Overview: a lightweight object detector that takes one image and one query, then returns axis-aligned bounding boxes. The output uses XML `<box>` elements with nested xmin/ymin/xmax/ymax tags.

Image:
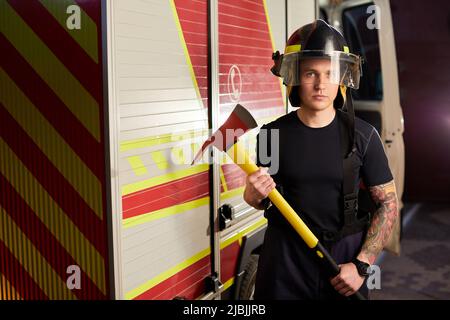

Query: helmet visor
<box><xmin>279</xmin><ymin>50</ymin><xmax>362</xmax><ymax>89</ymax></box>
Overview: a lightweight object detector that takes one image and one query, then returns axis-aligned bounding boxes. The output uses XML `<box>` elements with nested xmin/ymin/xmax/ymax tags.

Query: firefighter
<box><xmin>243</xmin><ymin>20</ymin><xmax>399</xmax><ymax>300</ymax></box>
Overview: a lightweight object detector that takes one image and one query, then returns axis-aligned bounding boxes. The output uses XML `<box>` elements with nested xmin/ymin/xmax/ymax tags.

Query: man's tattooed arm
<box><xmin>357</xmin><ymin>180</ymin><xmax>399</xmax><ymax>264</ymax></box>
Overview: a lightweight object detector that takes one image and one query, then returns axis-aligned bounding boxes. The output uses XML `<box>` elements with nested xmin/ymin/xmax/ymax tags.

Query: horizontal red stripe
<box><xmin>8</xmin><ymin>0</ymin><xmax>102</xmax><ymax>103</ymax></box>
<box><xmin>176</xmin><ymin>278</ymin><xmax>207</xmax><ymax>300</ymax></box>
<box><xmin>0</xmin><ymin>240</ymin><xmax>48</xmax><ymax>300</ymax></box>
<box><xmin>154</xmin><ymin>264</ymin><xmax>210</xmax><ymax>300</ymax></box>
<box><xmin>0</xmin><ymin>104</ymin><xmax>106</xmax><ymax>255</ymax></box>
<box><xmin>134</xmin><ymin>254</ymin><xmax>210</xmax><ymax>300</ymax></box>
<box><xmin>220</xmin><ymin>241</ymin><xmax>241</xmax><ymax>284</ymax></box>
<box><xmin>0</xmin><ymin>175</ymin><xmax>107</xmax><ymax>299</ymax></box>
<box><xmin>122</xmin><ymin>171</ymin><xmax>210</xmax><ymax>219</ymax></box>
<box><xmin>0</xmin><ymin>34</ymin><xmax>103</xmax><ymax>178</ymax></box>
<box><xmin>133</xmin><ymin>240</ymin><xmax>241</xmax><ymax>300</ymax></box>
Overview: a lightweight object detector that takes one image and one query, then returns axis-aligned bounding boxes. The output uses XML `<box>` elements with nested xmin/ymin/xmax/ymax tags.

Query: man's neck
<box><xmin>296</xmin><ymin>105</ymin><xmax>336</xmax><ymax>128</ymax></box>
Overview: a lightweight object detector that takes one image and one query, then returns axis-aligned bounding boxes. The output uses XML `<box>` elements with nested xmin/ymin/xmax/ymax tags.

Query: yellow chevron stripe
<box><xmin>39</xmin><ymin>0</ymin><xmax>99</xmax><ymax>63</ymax></box>
<box><xmin>263</xmin><ymin>0</ymin><xmax>286</xmax><ymax>107</ymax></box>
<box><xmin>0</xmin><ymin>138</ymin><xmax>106</xmax><ymax>295</ymax></box>
<box><xmin>123</xmin><ymin>196</ymin><xmax>209</xmax><ymax>229</ymax></box>
<box><xmin>0</xmin><ymin>207</ymin><xmax>77</xmax><ymax>300</ymax></box>
<box><xmin>169</xmin><ymin>0</ymin><xmax>202</xmax><ymax>103</ymax></box>
<box><xmin>126</xmin><ymin>218</ymin><xmax>266</xmax><ymax>300</ymax></box>
<box><xmin>127</xmin><ymin>156</ymin><xmax>148</xmax><ymax>176</ymax></box>
<box><xmin>122</xmin><ymin>164</ymin><xmax>208</xmax><ymax>196</ymax></box>
<box><xmin>0</xmin><ymin>1</ymin><xmax>100</xmax><ymax>141</ymax></box>
<box><xmin>0</xmin><ymin>273</ymin><xmax>22</xmax><ymax>300</ymax></box>
<box><xmin>120</xmin><ymin>129</ymin><xmax>207</xmax><ymax>152</ymax></box>
<box><xmin>0</xmin><ymin>69</ymin><xmax>103</xmax><ymax>220</ymax></box>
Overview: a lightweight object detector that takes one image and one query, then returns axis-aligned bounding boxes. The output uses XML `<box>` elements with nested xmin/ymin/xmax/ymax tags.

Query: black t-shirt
<box><xmin>256</xmin><ymin>110</ymin><xmax>393</xmax><ymax>233</ymax></box>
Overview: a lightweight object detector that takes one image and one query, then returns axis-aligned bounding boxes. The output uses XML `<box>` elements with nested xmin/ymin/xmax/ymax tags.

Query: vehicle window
<box><xmin>342</xmin><ymin>3</ymin><xmax>383</xmax><ymax>101</ymax></box>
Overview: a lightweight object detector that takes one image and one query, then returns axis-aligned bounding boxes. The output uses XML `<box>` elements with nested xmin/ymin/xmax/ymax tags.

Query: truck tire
<box><xmin>238</xmin><ymin>254</ymin><xmax>259</xmax><ymax>300</ymax></box>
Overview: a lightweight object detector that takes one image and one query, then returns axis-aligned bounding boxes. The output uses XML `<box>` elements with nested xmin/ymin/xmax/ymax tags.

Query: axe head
<box><xmin>191</xmin><ymin>104</ymin><xmax>258</xmax><ymax>164</ymax></box>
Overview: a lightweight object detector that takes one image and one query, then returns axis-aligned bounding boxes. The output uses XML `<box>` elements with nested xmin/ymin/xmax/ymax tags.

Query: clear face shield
<box><xmin>275</xmin><ymin>50</ymin><xmax>362</xmax><ymax>89</ymax></box>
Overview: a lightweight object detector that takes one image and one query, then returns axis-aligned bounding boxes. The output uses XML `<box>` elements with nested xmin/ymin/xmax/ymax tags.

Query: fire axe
<box><xmin>191</xmin><ymin>104</ymin><xmax>365</xmax><ymax>300</ymax></box>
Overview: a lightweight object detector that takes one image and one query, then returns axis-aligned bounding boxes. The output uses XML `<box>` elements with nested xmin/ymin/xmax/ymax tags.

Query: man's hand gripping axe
<box><xmin>192</xmin><ymin>104</ymin><xmax>365</xmax><ymax>300</ymax></box>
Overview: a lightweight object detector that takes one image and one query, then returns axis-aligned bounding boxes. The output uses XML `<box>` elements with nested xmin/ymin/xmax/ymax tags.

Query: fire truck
<box><xmin>0</xmin><ymin>0</ymin><xmax>403</xmax><ymax>300</ymax></box>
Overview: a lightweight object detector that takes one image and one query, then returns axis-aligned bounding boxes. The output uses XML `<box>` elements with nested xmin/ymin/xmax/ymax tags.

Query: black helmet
<box><xmin>271</xmin><ymin>19</ymin><xmax>362</xmax><ymax>108</ymax></box>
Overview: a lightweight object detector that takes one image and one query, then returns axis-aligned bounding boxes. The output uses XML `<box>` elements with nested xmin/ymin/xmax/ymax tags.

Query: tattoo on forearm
<box><xmin>360</xmin><ymin>180</ymin><xmax>399</xmax><ymax>264</ymax></box>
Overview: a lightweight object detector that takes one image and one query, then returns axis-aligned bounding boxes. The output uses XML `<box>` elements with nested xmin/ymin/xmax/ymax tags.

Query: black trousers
<box><xmin>254</xmin><ymin>223</ymin><xmax>369</xmax><ymax>300</ymax></box>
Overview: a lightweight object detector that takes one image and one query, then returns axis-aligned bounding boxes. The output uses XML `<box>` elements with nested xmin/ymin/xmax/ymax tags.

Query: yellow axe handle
<box><xmin>226</xmin><ymin>141</ymin><xmax>318</xmax><ymax>249</ymax></box>
<box><xmin>225</xmin><ymin>140</ymin><xmax>366</xmax><ymax>300</ymax></box>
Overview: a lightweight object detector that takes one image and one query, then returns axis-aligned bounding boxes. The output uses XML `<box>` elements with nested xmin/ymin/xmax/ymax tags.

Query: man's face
<box><xmin>297</xmin><ymin>58</ymin><xmax>339</xmax><ymax>111</ymax></box>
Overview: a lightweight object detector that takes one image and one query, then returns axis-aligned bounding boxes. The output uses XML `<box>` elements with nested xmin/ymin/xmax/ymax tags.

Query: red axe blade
<box><xmin>191</xmin><ymin>104</ymin><xmax>258</xmax><ymax>164</ymax></box>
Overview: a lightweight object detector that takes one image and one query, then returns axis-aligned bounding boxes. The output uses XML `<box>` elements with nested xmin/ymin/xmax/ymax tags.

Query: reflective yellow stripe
<box><xmin>219</xmin><ymin>165</ymin><xmax>228</xmax><ymax>193</ymax></box>
<box><xmin>126</xmin><ymin>247</ymin><xmax>211</xmax><ymax>300</ymax></box>
<box><xmin>222</xmin><ymin>277</ymin><xmax>234</xmax><ymax>292</ymax></box>
<box><xmin>343</xmin><ymin>46</ymin><xmax>350</xmax><ymax>53</ymax></box>
<box><xmin>127</xmin><ymin>156</ymin><xmax>148</xmax><ymax>176</ymax></box>
<box><xmin>126</xmin><ymin>218</ymin><xmax>266</xmax><ymax>300</ymax></box>
<box><xmin>0</xmin><ymin>1</ymin><xmax>100</xmax><ymax>141</ymax></box>
<box><xmin>340</xmin><ymin>85</ymin><xmax>347</xmax><ymax>101</ymax></box>
<box><xmin>123</xmin><ymin>185</ymin><xmax>246</xmax><ymax>229</ymax></box>
<box><xmin>123</xmin><ymin>196</ymin><xmax>209</xmax><ymax>229</ymax></box>
<box><xmin>122</xmin><ymin>164</ymin><xmax>208</xmax><ymax>196</ymax></box>
<box><xmin>0</xmin><ymin>273</ymin><xmax>22</xmax><ymax>300</ymax></box>
<box><xmin>0</xmin><ymin>207</ymin><xmax>77</xmax><ymax>300</ymax></box>
<box><xmin>0</xmin><ymin>139</ymin><xmax>106</xmax><ymax>294</ymax></box>
<box><xmin>0</xmin><ymin>69</ymin><xmax>103</xmax><ymax>220</ymax></box>
<box><xmin>120</xmin><ymin>129</ymin><xmax>207</xmax><ymax>152</ymax></box>
<box><xmin>285</xmin><ymin>44</ymin><xmax>301</xmax><ymax>54</ymax></box>
<box><xmin>39</xmin><ymin>0</ymin><xmax>99</xmax><ymax>63</ymax></box>
<box><xmin>220</xmin><ymin>186</ymin><xmax>245</xmax><ymax>201</ymax></box>
<box><xmin>220</xmin><ymin>218</ymin><xmax>267</xmax><ymax>250</ymax></box>
<box><xmin>169</xmin><ymin>0</ymin><xmax>202</xmax><ymax>102</ymax></box>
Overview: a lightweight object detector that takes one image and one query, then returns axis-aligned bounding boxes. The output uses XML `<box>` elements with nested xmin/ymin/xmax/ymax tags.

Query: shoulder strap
<box><xmin>337</xmin><ymin>91</ymin><xmax>360</xmax><ymax>231</ymax></box>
